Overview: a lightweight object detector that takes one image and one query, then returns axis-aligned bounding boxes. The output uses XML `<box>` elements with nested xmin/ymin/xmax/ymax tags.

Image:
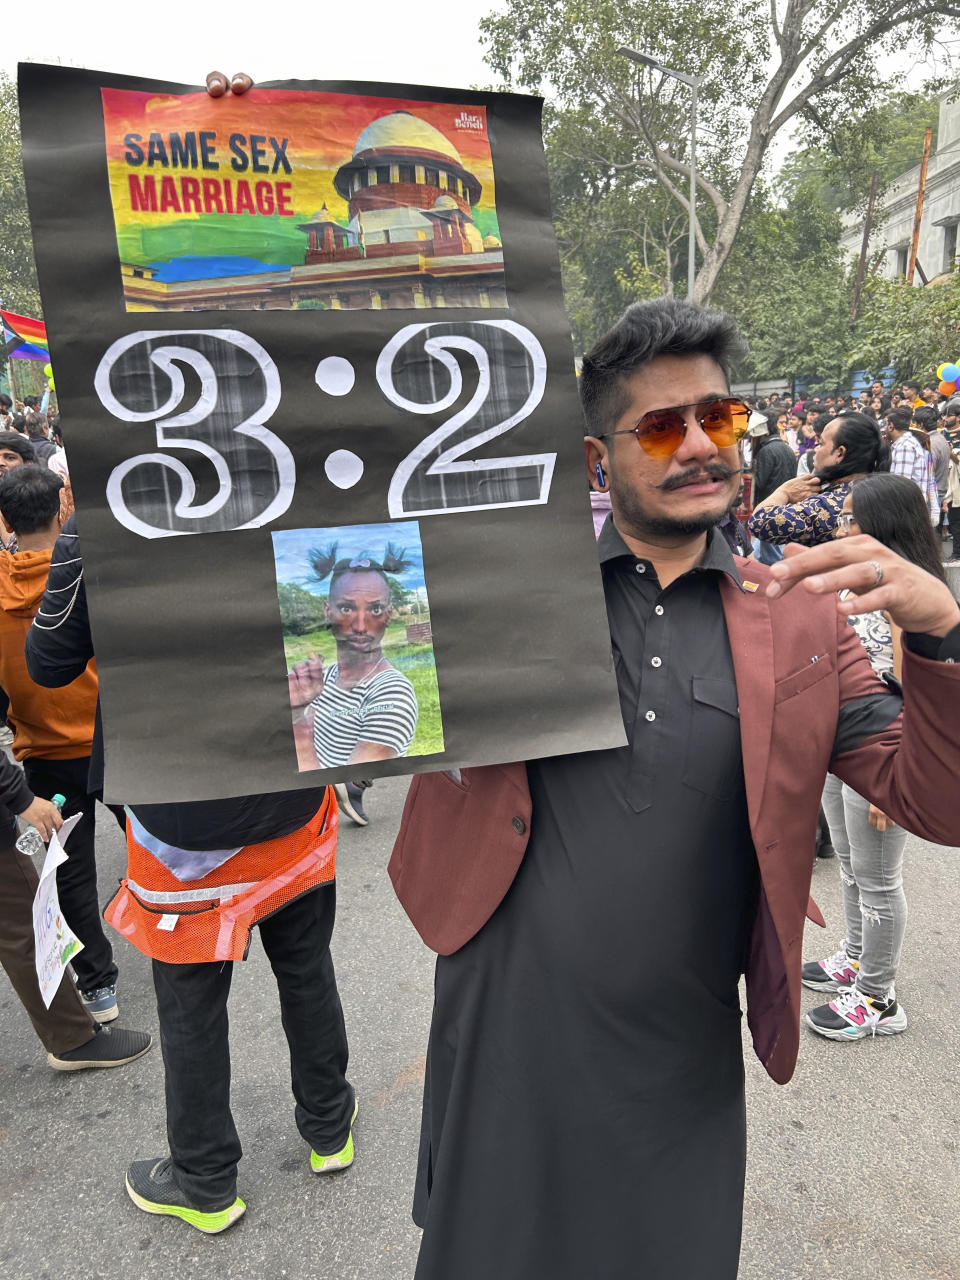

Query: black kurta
<box><xmin>413</xmin><ymin>521</ymin><xmax>760</xmax><ymax>1280</ymax></box>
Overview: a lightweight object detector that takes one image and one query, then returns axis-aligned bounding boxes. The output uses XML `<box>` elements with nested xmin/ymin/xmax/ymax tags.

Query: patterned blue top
<box><xmin>748</xmin><ymin>480</ymin><xmax>852</xmax><ymax>546</ymax></box>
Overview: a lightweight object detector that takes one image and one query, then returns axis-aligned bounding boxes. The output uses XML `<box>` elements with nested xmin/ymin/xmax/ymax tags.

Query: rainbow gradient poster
<box><xmin>101</xmin><ymin>88</ymin><xmax>505</xmax><ymax>312</ymax></box>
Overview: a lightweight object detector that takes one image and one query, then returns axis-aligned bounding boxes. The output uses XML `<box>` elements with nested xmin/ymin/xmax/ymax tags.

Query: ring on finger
<box><xmin>867</xmin><ymin>559</ymin><xmax>884</xmax><ymax>589</ymax></box>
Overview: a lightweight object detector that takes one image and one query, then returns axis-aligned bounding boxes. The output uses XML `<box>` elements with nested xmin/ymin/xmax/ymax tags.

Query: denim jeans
<box><xmin>152</xmin><ymin>882</ymin><xmax>353</xmax><ymax>1209</ymax></box>
<box><xmin>751</xmin><ymin>537</ymin><xmax>783</xmax><ymax>565</ymax></box>
<box><xmin>820</xmin><ymin>773</ymin><xmax>908</xmax><ymax>997</ymax></box>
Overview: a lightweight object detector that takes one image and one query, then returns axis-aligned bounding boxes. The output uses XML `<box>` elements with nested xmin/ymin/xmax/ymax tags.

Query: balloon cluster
<box><xmin>42</xmin><ymin>361</ymin><xmax>54</xmax><ymax>392</ymax></box>
<box><xmin>937</xmin><ymin>360</ymin><xmax>959</xmax><ymax>396</ymax></box>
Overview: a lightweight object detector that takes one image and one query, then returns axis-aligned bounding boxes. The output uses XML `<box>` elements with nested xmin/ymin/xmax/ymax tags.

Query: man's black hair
<box><xmin>0</xmin><ymin>463</ymin><xmax>62</xmax><ymax>535</ymax></box>
<box><xmin>579</xmin><ymin>298</ymin><xmax>748</xmax><ymax>436</ymax></box>
<box><xmin>0</xmin><ymin>393</ymin><xmax>11</xmax><ymax>410</ymax></box>
<box><xmin>902</xmin><ymin>380</ymin><xmax>921</xmax><ymax>395</ymax></box>
<box><xmin>22</xmin><ymin>394</ymin><xmax>40</xmax><ymax>409</ymax></box>
<box><xmin>886</xmin><ymin>406</ymin><xmax>912</xmax><ymax>433</ymax></box>
<box><xmin>913</xmin><ymin>405</ymin><xmax>938</xmax><ymax>431</ymax></box>
<box><xmin>0</xmin><ymin>430</ymin><xmax>35</xmax><ymax>462</ymax></box>
<box><xmin>816</xmin><ymin>411</ymin><xmax>891</xmax><ymax>485</ymax></box>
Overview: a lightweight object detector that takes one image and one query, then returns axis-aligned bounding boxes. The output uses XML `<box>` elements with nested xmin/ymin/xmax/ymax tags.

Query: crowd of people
<box><xmin>740</xmin><ymin>379</ymin><xmax>960</xmax><ymax>561</ymax></box>
<box><xmin>2</xmin><ymin>294</ymin><xmax>960</xmax><ymax>1280</ymax></box>
<box><xmin>728</xmin><ymin>382</ymin><xmax>958</xmax><ymax>1049</ymax></box>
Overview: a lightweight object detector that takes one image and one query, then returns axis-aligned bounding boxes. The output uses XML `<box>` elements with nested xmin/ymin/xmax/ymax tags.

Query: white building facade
<box><xmin>840</xmin><ymin>92</ymin><xmax>960</xmax><ymax>284</ymax></box>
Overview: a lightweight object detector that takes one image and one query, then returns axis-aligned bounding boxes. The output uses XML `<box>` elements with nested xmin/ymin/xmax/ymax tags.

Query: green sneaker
<box><xmin>310</xmin><ymin>1099</ymin><xmax>359</xmax><ymax>1174</ymax></box>
<box><xmin>125</xmin><ymin>1157</ymin><xmax>245</xmax><ymax>1234</ymax></box>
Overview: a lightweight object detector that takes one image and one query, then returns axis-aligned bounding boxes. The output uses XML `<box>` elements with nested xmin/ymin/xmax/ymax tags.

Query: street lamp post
<box><xmin>617</xmin><ymin>47</ymin><xmax>700</xmax><ymax>303</ymax></box>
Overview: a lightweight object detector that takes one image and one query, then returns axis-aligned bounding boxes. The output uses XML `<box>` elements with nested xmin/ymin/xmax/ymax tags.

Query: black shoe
<box><xmin>816</xmin><ymin>841</ymin><xmax>836</xmax><ymax>859</ymax></box>
<box><xmin>126</xmin><ymin>1157</ymin><xmax>245</xmax><ymax>1234</ymax></box>
<box><xmin>334</xmin><ymin>782</ymin><xmax>369</xmax><ymax>827</ymax></box>
<box><xmin>48</xmin><ymin>1024</ymin><xmax>153</xmax><ymax>1071</ymax></box>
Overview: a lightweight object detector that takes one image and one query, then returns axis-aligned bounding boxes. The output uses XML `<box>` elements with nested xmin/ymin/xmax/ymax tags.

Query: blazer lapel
<box><xmin>719</xmin><ymin>573</ymin><xmax>775</xmax><ymax>827</ymax></box>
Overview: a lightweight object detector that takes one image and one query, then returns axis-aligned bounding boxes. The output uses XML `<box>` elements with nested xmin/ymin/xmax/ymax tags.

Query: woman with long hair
<box><xmin>802</xmin><ymin>473</ymin><xmax>946</xmax><ymax>1040</ymax></box>
<box><xmin>748</xmin><ymin>412</ymin><xmax>890</xmax><ymax>547</ymax></box>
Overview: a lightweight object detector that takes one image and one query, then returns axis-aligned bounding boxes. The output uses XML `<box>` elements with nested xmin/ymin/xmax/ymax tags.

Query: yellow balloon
<box><xmin>47</xmin><ymin>376</ymin><xmax>55</xmax><ymax>390</ymax></box>
<box><xmin>42</xmin><ymin>362</ymin><xmax>52</xmax><ymax>378</ymax></box>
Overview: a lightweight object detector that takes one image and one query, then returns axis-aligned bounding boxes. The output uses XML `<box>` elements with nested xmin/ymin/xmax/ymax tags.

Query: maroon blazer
<box><xmin>390</xmin><ymin>557</ymin><xmax>960</xmax><ymax>1084</ymax></box>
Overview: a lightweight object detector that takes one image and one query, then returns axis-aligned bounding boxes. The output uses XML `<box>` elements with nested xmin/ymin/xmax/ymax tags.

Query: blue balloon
<box><xmin>942</xmin><ymin>362</ymin><xmax>960</xmax><ymax>383</ymax></box>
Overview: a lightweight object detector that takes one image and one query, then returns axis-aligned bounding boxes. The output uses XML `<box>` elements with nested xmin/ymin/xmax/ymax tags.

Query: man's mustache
<box><xmin>654</xmin><ymin>462</ymin><xmax>741</xmax><ymax>492</ymax></box>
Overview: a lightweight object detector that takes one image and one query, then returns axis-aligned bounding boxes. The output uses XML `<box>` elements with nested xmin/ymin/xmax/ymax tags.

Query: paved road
<box><xmin>1</xmin><ymin>774</ymin><xmax>958</xmax><ymax>1279</ymax></box>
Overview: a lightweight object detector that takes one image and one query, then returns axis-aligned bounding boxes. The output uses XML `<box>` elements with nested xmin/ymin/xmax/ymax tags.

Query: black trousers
<box><xmin>152</xmin><ymin>882</ymin><xmax>353</xmax><ymax>1209</ymax></box>
<box><xmin>22</xmin><ymin>755</ymin><xmax>121</xmax><ymax>991</ymax></box>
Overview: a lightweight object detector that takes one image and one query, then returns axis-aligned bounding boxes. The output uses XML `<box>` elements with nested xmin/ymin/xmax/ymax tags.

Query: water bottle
<box><xmin>15</xmin><ymin>793</ymin><xmax>66</xmax><ymax>855</ymax></box>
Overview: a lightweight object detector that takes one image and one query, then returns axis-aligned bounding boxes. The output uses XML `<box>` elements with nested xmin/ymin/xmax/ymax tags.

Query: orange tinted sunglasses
<box><xmin>598</xmin><ymin>397</ymin><xmax>750</xmax><ymax>459</ymax></box>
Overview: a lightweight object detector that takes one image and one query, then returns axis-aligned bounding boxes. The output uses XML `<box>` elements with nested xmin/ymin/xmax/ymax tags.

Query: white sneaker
<box><xmin>805</xmin><ymin>986</ymin><xmax>908</xmax><ymax>1040</ymax></box>
<box><xmin>801</xmin><ymin>943</ymin><xmax>859</xmax><ymax>992</ymax></box>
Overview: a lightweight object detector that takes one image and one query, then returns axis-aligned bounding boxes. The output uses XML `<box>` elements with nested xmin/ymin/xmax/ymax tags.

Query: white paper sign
<box><xmin>31</xmin><ymin>813</ymin><xmax>83</xmax><ymax>1008</ymax></box>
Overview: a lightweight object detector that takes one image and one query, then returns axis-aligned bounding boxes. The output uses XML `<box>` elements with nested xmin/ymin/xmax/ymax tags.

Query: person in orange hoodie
<box><xmin>0</xmin><ymin>464</ymin><xmax>123</xmax><ymax>1023</ymax></box>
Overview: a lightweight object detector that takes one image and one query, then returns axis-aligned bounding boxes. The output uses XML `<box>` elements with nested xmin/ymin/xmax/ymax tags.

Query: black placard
<box><xmin>18</xmin><ymin>64</ymin><xmax>625</xmax><ymax>802</ymax></box>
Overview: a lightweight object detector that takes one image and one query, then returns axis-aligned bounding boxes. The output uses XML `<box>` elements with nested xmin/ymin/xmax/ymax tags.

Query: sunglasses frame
<box><xmin>596</xmin><ymin>396</ymin><xmax>751</xmax><ymax>457</ymax></box>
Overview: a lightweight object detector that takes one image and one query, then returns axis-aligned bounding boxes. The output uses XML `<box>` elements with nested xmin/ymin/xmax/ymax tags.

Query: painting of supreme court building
<box><xmin>101</xmin><ymin>87</ymin><xmax>506</xmax><ymax>311</ymax></box>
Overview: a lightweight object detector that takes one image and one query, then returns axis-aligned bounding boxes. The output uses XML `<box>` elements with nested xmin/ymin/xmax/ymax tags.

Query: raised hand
<box><xmin>288</xmin><ymin>655</ymin><xmax>326</xmax><ymax>708</ymax></box>
<box><xmin>776</xmin><ymin>475</ymin><xmax>821</xmax><ymax>504</ymax></box>
<box><xmin>765</xmin><ymin>535</ymin><xmax>960</xmax><ymax>638</ymax></box>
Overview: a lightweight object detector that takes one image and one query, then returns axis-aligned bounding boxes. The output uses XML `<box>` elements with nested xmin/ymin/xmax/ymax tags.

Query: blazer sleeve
<box><xmin>829</xmin><ymin>610</ymin><xmax>960</xmax><ymax>846</ymax></box>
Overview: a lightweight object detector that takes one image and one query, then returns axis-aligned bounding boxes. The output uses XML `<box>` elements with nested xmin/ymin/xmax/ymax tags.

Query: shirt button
<box><xmin>654</xmin><ymin>605</ymin><xmax>664</xmax><ymax>615</ymax></box>
<box><xmin>512</xmin><ymin>816</ymin><xmax>526</xmax><ymax>834</ymax></box>
<box><xmin>651</xmin><ymin>656</ymin><xmax>662</xmax><ymax>668</ymax></box>
<box><xmin>645</xmin><ymin>710</ymin><xmax>656</xmax><ymax>722</ymax></box>
<box><xmin>635</xmin><ymin>563</ymin><xmax>646</xmax><ymax>574</ymax></box>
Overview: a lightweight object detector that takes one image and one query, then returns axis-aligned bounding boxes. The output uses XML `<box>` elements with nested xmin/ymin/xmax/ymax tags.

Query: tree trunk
<box><xmin>692</xmin><ymin>120</ymin><xmax>771</xmax><ymax>305</ymax></box>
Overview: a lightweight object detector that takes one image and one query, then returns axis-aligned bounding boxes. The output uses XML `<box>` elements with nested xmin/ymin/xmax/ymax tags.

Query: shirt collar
<box><xmin>597</xmin><ymin>514</ymin><xmax>744</xmax><ymax>590</ymax></box>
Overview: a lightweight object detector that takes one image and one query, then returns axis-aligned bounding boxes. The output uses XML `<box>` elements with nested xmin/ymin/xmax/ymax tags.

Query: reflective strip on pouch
<box><xmin>126</xmin><ymin>878</ymin><xmax>258</xmax><ymax>905</ymax></box>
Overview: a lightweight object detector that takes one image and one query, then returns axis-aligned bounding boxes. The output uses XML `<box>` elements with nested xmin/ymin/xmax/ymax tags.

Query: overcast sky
<box><xmin>4</xmin><ymin>2</ymin><xmax>500</xmax><ymax>91</ymax></box>
<box><xmin>4</xmin><ymin>4</ymin><xmax>949</xmax><ymax>186</ymax></box>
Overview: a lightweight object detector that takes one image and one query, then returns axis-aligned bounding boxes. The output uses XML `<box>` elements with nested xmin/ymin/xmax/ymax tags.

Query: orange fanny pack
<box><xmin>104</xmin><ymin>790</ymin><xmax>337</xmax><ymax>964</ymax></box>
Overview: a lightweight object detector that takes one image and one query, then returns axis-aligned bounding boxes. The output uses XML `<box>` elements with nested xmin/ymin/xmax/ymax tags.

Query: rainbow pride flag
<box><xmin>1</xmin><ymin>308</ymin><xmax>48</xmax><ymax>361</ymax></box>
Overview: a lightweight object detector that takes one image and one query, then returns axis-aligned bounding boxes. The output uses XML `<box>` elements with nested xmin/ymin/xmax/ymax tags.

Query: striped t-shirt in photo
<box><xmin>311</xmin><ymin>663</ymin><xmax>418</xmax><ymax>768</ymax></box>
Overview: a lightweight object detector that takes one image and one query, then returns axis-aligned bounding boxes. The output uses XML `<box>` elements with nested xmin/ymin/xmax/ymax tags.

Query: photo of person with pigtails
<box><xmin>272</xmin><ymin>521</ymin><xmax>443</xmax><ymax>774</ymax></box>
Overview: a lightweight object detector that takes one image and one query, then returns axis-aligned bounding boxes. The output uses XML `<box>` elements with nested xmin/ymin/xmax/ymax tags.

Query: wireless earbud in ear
<box><xmin>595</xmin><ymin>462</ymin><xmax>606</xmax><ymax>488</ymax></box>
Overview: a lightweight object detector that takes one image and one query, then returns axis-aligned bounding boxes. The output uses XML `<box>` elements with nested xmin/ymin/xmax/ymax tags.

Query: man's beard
<box><xmin>610</xmin><ymin>461</ymin><xmax>739</xmax><ymax>538</ymax></box>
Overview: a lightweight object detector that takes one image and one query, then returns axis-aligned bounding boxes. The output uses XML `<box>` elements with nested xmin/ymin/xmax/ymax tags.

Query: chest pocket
<box><xmin>683</xmin><ymin>676</ymin><xmax>743</xmax><ymax>799</ymax></box>
<box><xmin>773</xmin><ymin>652</ymin><xmax>835</xmax><ymax>704</ymax></box>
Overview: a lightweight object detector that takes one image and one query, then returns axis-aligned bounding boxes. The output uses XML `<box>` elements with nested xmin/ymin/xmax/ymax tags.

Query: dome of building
<box><xmin>353</xmin><ymin>111</ymin><xmax>462</xmax><ymax>165</ymax></box>
<box><xmin>482</xmin><ymin>233</ymin><xmax>502</xmax><ymax>249</ymax></box>
<box><xmin>432</xmin><ymin>194</ymin><xmax>460</xmax><ymax>210</ymax></box>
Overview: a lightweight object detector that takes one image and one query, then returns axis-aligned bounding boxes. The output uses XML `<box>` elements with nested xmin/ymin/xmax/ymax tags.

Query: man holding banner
<box><xmin>19</xmin><ymin>61</ymin><xmax>960</xmax><ymax>1269</ymax></box>
<box><xmin>391</xmin><ymin>298</ymin><xmax>960</xmax><ymax>1280</ymax></box>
